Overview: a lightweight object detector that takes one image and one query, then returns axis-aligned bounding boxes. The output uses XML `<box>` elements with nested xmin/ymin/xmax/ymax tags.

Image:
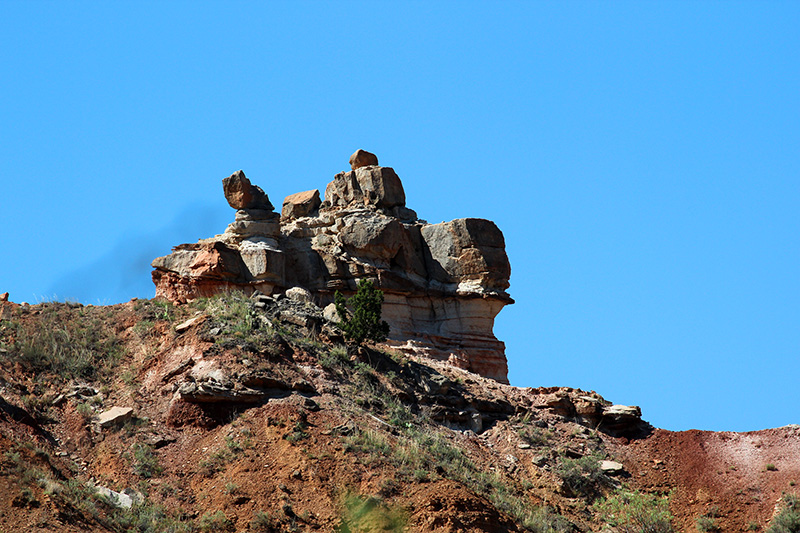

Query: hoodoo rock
<box><xmin>222</xmin><ymin>170</ymin><xmax>274</xmax><ymax>211</ymax></box>
<box><xmin>152</xmin><ymin>151</ymin><xmax>514</xmax><ymax>382</ymax></box>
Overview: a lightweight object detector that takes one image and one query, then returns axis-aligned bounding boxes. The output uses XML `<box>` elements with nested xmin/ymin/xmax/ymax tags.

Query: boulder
<box><xmin>349</xmin><ymin>149</ymin><xmax>378</xmax><ymax>170</ymax></box>
<box><xmin>222</xmin><ymin>170</ymin><xmax>274</xmax><ymax>211</ymax></box>
<box><xmin>600</xmin><ymin>460</ymin><xmax>625</xmax><ymax>475</ymax></box>
<box><xmin>325</xmin><ymin>166</ymin><xmax>406</xmax><ymax>210</ymax></box>
<box><xmin>285</xmin><ymin>286</ymin><xmax>313</xmax><ymax>303</ymax></box>
<box><xmin>97</xmin><ymin>406</ymin><xmax>134</xmax><ymax>428</ymax></box>
<box><xmin>95</xmin><ymin>486</ymin><xmax>135</xmax><ymax>509</ymax></box>
<box><xmin>282</xmin><ymin>189</ymin><xmax>321</xmax><ymax>220</ymax></box>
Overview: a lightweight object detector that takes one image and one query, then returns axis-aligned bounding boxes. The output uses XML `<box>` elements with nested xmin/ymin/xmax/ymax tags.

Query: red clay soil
<box><xmin>610</xmin><ymin>426</ymin><xmax>800</xmax><ymax>532</ymax></box>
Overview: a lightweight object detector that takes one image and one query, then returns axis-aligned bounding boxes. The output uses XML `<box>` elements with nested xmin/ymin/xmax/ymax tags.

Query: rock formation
<box><xmin>152</xmin><ymin>150</ymin><xmax>513</xmax><ymax>382</ymax></box>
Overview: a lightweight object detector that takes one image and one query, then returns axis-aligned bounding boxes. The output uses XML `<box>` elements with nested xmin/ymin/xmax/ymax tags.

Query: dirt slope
<box><xmin>0</xmin><ymin>296</ymin><xmax>797</xmax><ymax>532</ymax></box>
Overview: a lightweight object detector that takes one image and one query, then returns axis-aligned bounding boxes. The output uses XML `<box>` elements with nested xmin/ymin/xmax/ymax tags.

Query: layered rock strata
<box><xmin>152</xmin><ymin>152</ymin><xmax>513</xmax><ymax>382</ymax></box>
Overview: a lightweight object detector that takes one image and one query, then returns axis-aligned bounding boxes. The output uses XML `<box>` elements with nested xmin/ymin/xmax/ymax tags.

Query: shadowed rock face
<box><xmin>152</xmin><ymin>152</ymin><xmax>513</xmax><ymax>382</ymax></box>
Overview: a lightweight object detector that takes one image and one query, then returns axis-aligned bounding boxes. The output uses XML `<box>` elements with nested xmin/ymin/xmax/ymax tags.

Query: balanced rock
<box><xmin>349</xmin><ymin>148</ymin><xmax>378</xmax><ymax>170</ymax></box>
<box><xmin>152</xmin><ymin>151</ymin><xmax>513</xmax><ymax>382</ymax></box>
<box><xmin>222</xmin><ymin>170</ymin><xmax>274</xmax><ymax>211</ymax></box>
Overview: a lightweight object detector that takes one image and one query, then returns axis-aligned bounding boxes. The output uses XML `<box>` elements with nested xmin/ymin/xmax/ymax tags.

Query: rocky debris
<box><xmin>349</xmin><ymin>148</ymin><xmax>379</xmax><ymax>170</ymax></box>
<box><xmin>96</xmin><ymin>406</ymin><xmax>134</xmax><ymax>428</ymax></box>
<box><xmin>282</xmin><ymin>189</ymin><xmax>321</xmax><ymax>220</ymax></box>
<box><xmin>222</xmin><ymin>170</ymin><xmax>274</xmax><ymax>211</ymax></box>
<box><xmin>152</xmin><ymin>151</ymin><xmax>513</xmax><ymax>382</ymax></box>
<box><xmin>0</xmin><ymin>292</ymin><xmax>8</xmax><ymax>302</ymax></box>
<box><xmin>177</xmin><ymin>379</ymin><xmax>268</xmax><ymax>403</ymax></box>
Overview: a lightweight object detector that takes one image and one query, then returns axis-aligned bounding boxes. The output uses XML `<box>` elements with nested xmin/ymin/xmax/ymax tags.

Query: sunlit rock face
<box><xmin>152</xmin><ymin>151</ymin><xmax>513</xmax><ymax>382</ymax></box>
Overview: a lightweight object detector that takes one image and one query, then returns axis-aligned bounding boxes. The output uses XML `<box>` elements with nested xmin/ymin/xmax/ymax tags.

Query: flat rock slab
<box><xmin>175</xmin><ymin>315</ymin><xmax>207</xmax><ymax>333</ymax></box>
<box><xmin>600</xmin><ymin>460</ymin><xmax>625</xmax><ymax>475</ymax></box>
<box><xmin>97</xmin><ymin>406</ymin><xmax>134</xmax><ymax>428</ymax></box>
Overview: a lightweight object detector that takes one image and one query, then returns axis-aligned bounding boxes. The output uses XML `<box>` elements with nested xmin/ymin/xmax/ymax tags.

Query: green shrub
<box><xmin>768</xmin><ymin>494</ymin><xmax>800</xmax><ymax>533</ymax></box>
<box><xmin>250</xmin><ymin>510</ymin><xmax>274</xmax><ymax>531</ymax></box>
<box><xmin>320</xmin><ymin>345</ymin><xmax>350</xmax><ymax>369</ymax></box>
<box><xmin>336</xmin><ymin>493</ymin><xmax>406</xmax><ymax>533</ymax></box>
<box><xmin>594</xmin><ymin>487</ymin><xmax>675</xmax><ymax>533</ymax></box>
<box><xmin>696</xmin><ymin>516</ymin><xmax>720</xmax><ymax>532</ymax></box>
<box><xmin>557</xmin><ymin>453</ymin><xmax>606</xmax><ymax>498</ymax></box>
<box><xmin>335</xmin><ymin>279</ymin><xmax>390</xmax><ymax>344</ymax></box>
<box><xmin>199</xmin><ymin>510</ymin><xmax>234</xmax><ymax>532</ymax></box>
<box><xmin>132</xmin><ymin>443</ymin><xmax>162</xmax><ymax>478</ymax></box>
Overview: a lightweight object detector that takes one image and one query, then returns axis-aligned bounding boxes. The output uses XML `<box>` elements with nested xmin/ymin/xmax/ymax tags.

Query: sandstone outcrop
<box><xmin>152</xmin><ymin>151</ymin><xmax>513</xmax><ymax>382</ymax></box>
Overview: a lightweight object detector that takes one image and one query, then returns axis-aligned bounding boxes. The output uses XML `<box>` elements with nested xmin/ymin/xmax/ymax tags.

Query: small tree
<box><xmin>335</xmin><ymin>279</ymin><xmax>390</xmax><ymax>344</ymax></box>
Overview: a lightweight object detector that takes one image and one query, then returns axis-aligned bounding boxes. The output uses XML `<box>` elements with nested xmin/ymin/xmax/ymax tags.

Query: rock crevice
<box><xmin>152</xmin><ymin>151</ymin><xmax>513</xmax><ymax>382</ymax></box>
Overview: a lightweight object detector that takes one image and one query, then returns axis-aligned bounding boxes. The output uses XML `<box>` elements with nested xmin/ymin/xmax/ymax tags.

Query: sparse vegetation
<box><xmin>594</xmin><ymin>487</ymin><xmax>675</xmax><ymax>533</ymax></box>
<box><xmin>198</xmin><ymin>510</ymin><xmax>234</xmax><ymax>532</ymax></box>
<box><xmin>768</xmin><ymin>494</ymin><xmax>800</xmax><ymax>533</ymax></box>
<box><xmin>557</xmin><ymin>453</ymin><xmax>607</xmax><ymax>498</ymax></box>
<box><xmin>132</xmin><ymin>443</ymin><xmax>163</xmax><ymax>478</ymax></box>
<box><xmin>0</xmin><ymin>306</ymin><xmax>123</xmax><ymax>382</ymax></box>
<box><xmin>251</xmin><ymin>510</ymin><xmax>275</xmax><ymax>531</ymax></box>
<box><xmin>335</xmin><ymin>493</ymin><xmax>406</xmax><ymax>533</ymax></box>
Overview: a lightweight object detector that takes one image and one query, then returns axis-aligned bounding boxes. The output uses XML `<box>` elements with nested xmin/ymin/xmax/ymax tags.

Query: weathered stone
<box><xmin>285</xmin><ymin>287</ymin><xmax>312</xmax><ymax>303</ymax></box>
<box><xmin>349</xmin><ymin>149</ymin><xmax>378</xmax><ymax>170</ymax></box>
<box><xmin>421</xmin><ymin>218</ymin><xmax>511</xmax><ymax>292</ymax></box>
<box><xmin>222</xmin><ymin>170</ymin><xmax>274</xmax><ymax>211</ymax></box>
<box><xmin>323</xmin><ymin>303</ymin><xmax>340</xmax><ymax>323</ymax></box>
<box><xmin>0</xmin><ymin>292</ymin><xmax>8</xmax><ymax>302</ymax></box>
<box><xmin>175</xmin><ymin>315</ymin><xmax>206</xmax><ymax>333</ymax></box>
<box><xmin>325</xmin><ymin>166</ymin><xmax>405</xmax><ymax>209</ymax></box>
<box><xmin>600</xmin><ymin>460</ymin><xmax>625</xmax><ymax>475</ymax></box>
<box><xmin>282</xmin><ymin>189</ymin><xmax>321</xmax><ymax>220</ymax></box>
<box><xmin>97</xmin><ymin>406</ymin><xmax>134</xmax><ymax>428</ymax></box>
<box><xmin>178</xmin><ymin>380</ymin><xmax>267</xmax><ymax>403</ymax></box>
<box><xmin>152</xmin><ymin>154</ymin><xmax>513</xmax><ymax>381</ymax></box>
<box><xmin>95</xmin><ymin>486</ymin><xmax>135</xmax><ymax>508</ymax></box>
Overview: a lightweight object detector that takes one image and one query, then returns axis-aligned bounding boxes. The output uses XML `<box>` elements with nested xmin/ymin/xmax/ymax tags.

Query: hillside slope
<box><xmin>0</xmin><ymin>294</ymin><xmax>798</xmax><ymax>532</ymax></box>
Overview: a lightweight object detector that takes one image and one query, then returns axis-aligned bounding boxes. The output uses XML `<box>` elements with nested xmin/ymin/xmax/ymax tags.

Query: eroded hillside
<box><xmin>0</xmin><ymin>294</ymin><xmax>798</xmax><ymax>532</ymax></box>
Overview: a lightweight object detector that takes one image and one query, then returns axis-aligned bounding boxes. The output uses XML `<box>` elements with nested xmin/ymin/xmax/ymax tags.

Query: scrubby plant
<box><xmin>557</xmin><ymin>453</ymin><xmax>606</xmax><ymax>498</ymax></box>
<box><xmin>335</xmin><ymin>279</ymin><xmax>390</xmax><ymax>344</ymax></box>
<box><xmin>2</xmin><ymin>310</ymin><xmax>123</xmax><ymax>382</ymax></box>
<box><xmin>132</xmin><ymin>443</ymin><xmax>163</xmax><ymax>478</ymax></box>
<box><xmin>198</xmin><ymin>510</ymin><xmax>234</xmax><ymax>532</ymax></box>
<box><xmin>250</xmin><ymin>510</ymin><xmax>274</xmax><ymax>531</ymax></box>
<box><xmin>320</xmin><ymin>344</ymin><xmax>350</xmax><ymax>369</ymax></box>
<box><xmin>594</xmin><ymin>487</ymin><xmax>675</xmax><ymax>533</ymax></box>
<box><xmin>336</xmin><ymin>493</ymin><xmax>406</xmax><ymax>533</ymax></box>
<box><xmin>768</xmin><ymin>494</ymin><xmax>800</xmax><ymax>533</ymax></box>
<box><xmin>696</xmin><ymin>515</ymin><xmax>720</xmax><ymax>532</ymax></box>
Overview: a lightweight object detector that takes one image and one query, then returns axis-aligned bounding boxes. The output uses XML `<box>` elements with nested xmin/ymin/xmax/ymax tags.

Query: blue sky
<box><xmin>1</xmin><ymin>2</ymin><xmax>797</xmax><ymax>432</ymax></box>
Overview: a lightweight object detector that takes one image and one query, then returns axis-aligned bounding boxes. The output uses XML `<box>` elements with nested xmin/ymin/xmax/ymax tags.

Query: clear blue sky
<box><xmin>1</xmin><ymin>2</ymin><xmax>797</xmax><ymax>432</ymax></box>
